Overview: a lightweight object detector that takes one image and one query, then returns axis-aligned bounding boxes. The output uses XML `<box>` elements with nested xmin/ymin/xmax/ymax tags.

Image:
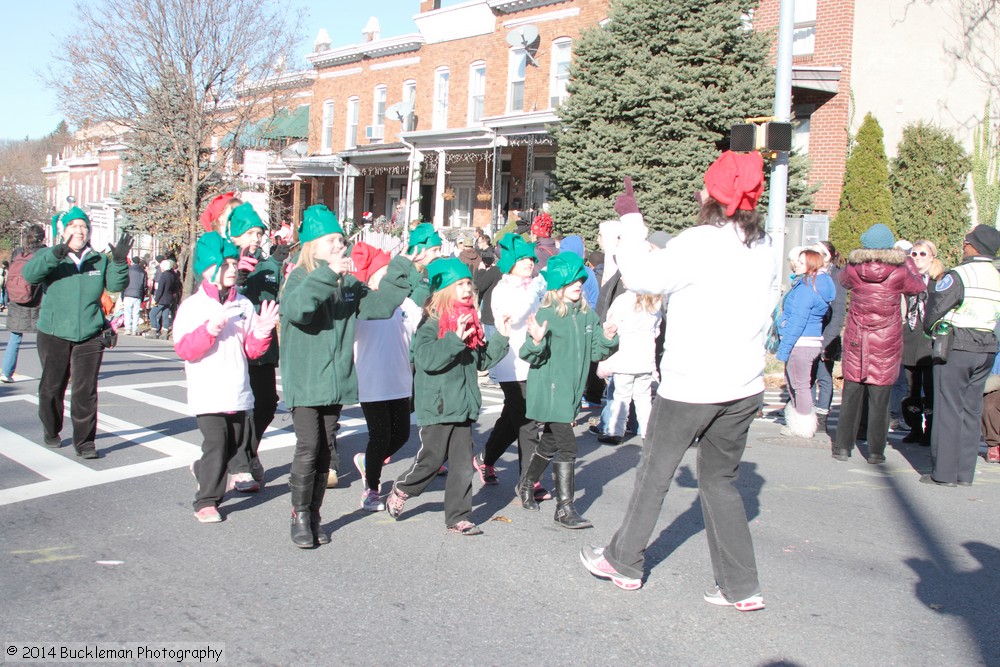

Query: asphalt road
<box><xmin>1</xmin><ymin>318</ymin><xmax>998</xmax><ymax>666</ymax></box>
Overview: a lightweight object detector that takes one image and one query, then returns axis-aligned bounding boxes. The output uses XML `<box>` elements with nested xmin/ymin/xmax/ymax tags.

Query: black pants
<box><xmin>193</xmin><ymin>412</ymin><xmax>245</xmax><ymax>510</ymax></box>
<box><xmin>482</xmin><ymin>381</ymin><xmax>538</xmax><ymax>471</ymax></box>
<box><xmin>536</xmin><ymin>421</ymin><xmax>577</xmax><ymax>463</ymax></box>
<box><xmin>904</xmin><ymin>365</ymin><xmax>935</xmax><ymax>410</ymax></box>
<box><xmin>834</xmin><ymin>381</ymin><xmax>892</xmax><ymax>456</ymax></box>
<box><xmin>396</xmin><ymin>421</ymin><xmax>475</xmax><ymax>527</ymax></box>
<box><xmin>228</xmin><ymin>364</ymin><xmax>278</xmax><ymax>475</ymax></box>
<box><xmin>36</xmin><ymin>330</ymin><xmax>104</xmax><ymax>451</ymax></box>
<box><xmin>360</xmin><ymin>398</ymin><xmax>411</xmax><ymax>490</ymax></box>
<box><xmin>931</xmin><ymin>350</ymin><xmax>994</xmax><ymax>484</ymax></box>
<box><xmin>290</xmin><ymin>405</ymin><xmax>338</xmax><ymax>479</ymax></box>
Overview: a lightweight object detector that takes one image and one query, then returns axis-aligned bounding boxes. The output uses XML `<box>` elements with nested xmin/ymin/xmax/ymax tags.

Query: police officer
<box><xmin>922</xmin><ymin>225</ymin><xmax>1000</xmax><ymax>486</ymax></box>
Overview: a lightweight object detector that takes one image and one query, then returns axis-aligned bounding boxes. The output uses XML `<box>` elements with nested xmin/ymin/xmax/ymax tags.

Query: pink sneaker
<box><xmin>579</xmin><ymin>545</ymin><xmax>641</xmax><ymax>590</ymax></box>
<box><xmin>703</xmin><ymin>586</ymin><xmax>765</xmax><ymax>611</ymax></box>
<box><xmin>194</xmin><ymin>506</ymin><xmax>222</xmax><ymax>523</ymax></box>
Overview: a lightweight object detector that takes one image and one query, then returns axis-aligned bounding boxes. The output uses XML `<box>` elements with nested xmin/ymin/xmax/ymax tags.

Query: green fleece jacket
<box><xmin>408</xmin><ymin>264</ymin><xmax>431</xmax><ymax>310</ymax></box>
<box><xmin>22</xmin><ymin>246</ymin><xmax>128</xmax><ymax>342</ymax></box>
<box><xmin>239</xmin><ymin>250</ymin><xmax>283</xmax><ymax>366</ymax></box>
<box><xmin>520</xmin><ymin>302</ymin><xmax>619</xmax><ymax>423</ymax></box>
<box><xmin>411</xmin><ymin>318</ymin><xmax>509</xmax><ymax>427</ymax></box>
<box><xmin>279</xmin><ymin>254</ymin><xmax>413</xmax><ymax>408</ymax></box>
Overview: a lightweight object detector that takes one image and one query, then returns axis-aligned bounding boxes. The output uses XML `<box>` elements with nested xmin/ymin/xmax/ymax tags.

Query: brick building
<box><xmin>274</xmin><ymin>0</ymin><xmax>610</xmax><ymax>232</ymax></box>
<box><xmin>754</xmin><ymin>0</ymin><xmax>995</xmax><ymax>219</ymax></box>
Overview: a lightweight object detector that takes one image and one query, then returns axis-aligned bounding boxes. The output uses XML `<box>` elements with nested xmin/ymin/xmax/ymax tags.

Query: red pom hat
<box><xmin>703</xmin><ymin>151</ymin><xmax>765</xmax><ymax>217</ymax></box>
<box><xmin>351</xmin><ymin>242</ymin><xmax>392</xmax><ymax>284</ymax></box>
<box><xmin>199</xmin><ymin>192</ymin><xmax>238</xmax><ymax>232</ymax></box>
<box><xmin>531</xmin><ymin>212</ymin><xmax>554</xmax><ymax>238</ymax></box>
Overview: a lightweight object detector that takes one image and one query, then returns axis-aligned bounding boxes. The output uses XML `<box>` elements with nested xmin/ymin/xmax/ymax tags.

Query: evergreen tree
<box><xmin>549</xmin><ymin>0</ymin><xmax>775</xmax><ymax>243</ymax></box>
<box><xmin>972</xmin><ymin>100</ymin><xmax>1000</xmax><ymax>228</ymax></box>
<box><xmin>830</xmin><ymin>113</ymin><xmax>894</xmax><ymax>254</ymax></box>
<box><xmin>890</xmin><ymin>122</ymin><xmax>971</xmax><ymax>266</ymax></box>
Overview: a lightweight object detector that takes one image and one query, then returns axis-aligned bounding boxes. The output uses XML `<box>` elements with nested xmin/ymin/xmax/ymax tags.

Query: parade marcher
<box><xmin>599</xmin><ymin>287</ymin><xmax>661</xmax><ymax>444</ymax></box>
<box><xmin>199</xmin><ymin>191</ymin><xmax>241</xmax><ymax>236</ymax></box>
<box><xmin>122</xmin><ymin>256</ymin><xmax>147</xmax><ymax>336</ymax></box>
<box><xmin>225</xmin><ymin>202</ymin><xmax>283</xmax><ymax>492</ymax></box>
<box><xmin>23</xmin><ymin>207</ymin><xmax>132</xmax><ymax>458</ymax></box>
<box><xmin>558</xmin><ymin>236</ymin><xmax>599</xmax><ymax>309</ymax></box>
<box><xmin>515</xmin><ymin>253</ymin><xmax>619</xmax><ymax>529</ymax></box>
<box><xmin>530</xmin><ymin>212</ymin><xmax>557</xmax><ymax>272</ymax></box>
<box><xmin>809</xmin><ymin>241</ymin><xmax>846</xmax><ymax>435</ymax></box>
<box><xmin>405</xmin><ymin>223</ymin><xmax>443</xmax><ymax>310</ymax></box>
<box><xmin>473</xmin><ymin>233</ymin><xmax>550</xmax><ymax>497</ymax></box>
<box><xmin>832</xmin><ymin>224</ymin><xmax>925</xmax><ymax>464</ymax></box>
<box><xmin>0</xmin><ymin>224</ymin><xmax>46</xmax><ymax>383</ymax></box>
<box><xmin>777</xmin><ymin>248</ymin><xmax>835</xmax><ymax>438</ymax></box>
<box><xmin>351</xmin><ymin>242</ymin><xmax>423</xmax><ymax>512</ymax></box>
<box><xmin>385</xmin><ymin>258</ymin><xmax>511</xmax><ymax>535</ymax></box>
<box><xmin>173</xmin><ymin>232</ymin><xmax>278</xmax><ymax>523</ymax></box>
<box><xmin>580</xmin><ymin>154</ymin><xmax>775</xmax><ymax>611</ymax></box>
<box><xmin>900</xmin><ymin>240</ymin><xmax>945</xmax><ymax>445</ymax></box>
<box><xmin>280</xmin><ymin>205</ymin><xmax>412</xmax><ymax>547</ymax></box>
<box><xmin>921</xmin><ymin>225</ymin><xmax>1000</xmax><ymax>486</ymax></box>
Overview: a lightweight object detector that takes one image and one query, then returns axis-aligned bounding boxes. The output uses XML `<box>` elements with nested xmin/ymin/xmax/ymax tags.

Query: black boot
<box><xmin>816</xmin><ymin>411</ymin><xmax>828</xmax><ymax>435</ymax></box>
<box><xmin>516</xmin><ymin>453</ymin><xmax>552</xmax><ymax>511</ymax></box>
<box><xmin>289</xmin><ymin>473</ymin><xmax>315</xmax><ymax>548</ymax></box>
<box><xmin>552</xmin><ymin>461</ymin><xmax>592</xmax><ymax>529</ymax></box>
<box><xmin>901</xmin><ymin>398</ymin><xmax>923</xmax><ymax>443</ymax></box>
<box><xmin>310</xmin><ymin>471</ymin><xmax>330</xmax><ymax>545</ymax></box>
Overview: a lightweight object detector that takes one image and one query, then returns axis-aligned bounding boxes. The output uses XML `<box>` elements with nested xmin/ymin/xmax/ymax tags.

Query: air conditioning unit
<box><xmin>365</xmin><ymin>125</ymin><xmax>385</xmax><ymax>140</ymax></box>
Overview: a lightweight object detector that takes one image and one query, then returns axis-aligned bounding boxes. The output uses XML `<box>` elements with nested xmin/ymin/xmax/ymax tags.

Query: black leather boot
<box><xmin>552</xmin><ymin>461</ymin><xmax>592</xmax><ymax>529</ymax></box>
<box><xmin>816</xmin><ymin>411</ymin><xmax>828</xmax><ymax>435</ymax></box>
<box><xmin>289</xmin><ymin>473</ymin><xmax>314</xmax><ymax>548</ymax></box>
<box><xmin>311</xmin><ymin>471</ymin><xmax>330</xmax><ymax>545</ymax></box>
<box><xmin>516</xmin><ymin>453</ymin><xmax>552</xmax><ymax>511</ymax></box>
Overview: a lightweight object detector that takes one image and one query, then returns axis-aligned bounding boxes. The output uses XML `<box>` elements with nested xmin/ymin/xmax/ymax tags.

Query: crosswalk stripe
<box><xmin>0</xmin><ymin>427</ymin><xmax>96</xmax><ymax>481</ymax></box>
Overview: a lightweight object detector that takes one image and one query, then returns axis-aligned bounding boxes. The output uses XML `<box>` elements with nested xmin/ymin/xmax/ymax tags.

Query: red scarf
<box><xmin>438</xmin><ymin>299</ymin><xmax>485</xmax><ymax>349</ymax></box>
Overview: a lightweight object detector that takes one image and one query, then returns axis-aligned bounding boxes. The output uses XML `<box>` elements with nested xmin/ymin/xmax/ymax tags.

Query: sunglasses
<box><xmin>910</xmin><ymin>251</ymin><xmax>929</xmax><ymax>257</ymax></box>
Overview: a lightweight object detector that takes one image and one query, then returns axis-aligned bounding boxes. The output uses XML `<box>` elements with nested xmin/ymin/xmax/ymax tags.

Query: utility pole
<box><xmin>766</xmin><ymin>0</ymin><xmax>794</xmax><ymax>300</ymax></box>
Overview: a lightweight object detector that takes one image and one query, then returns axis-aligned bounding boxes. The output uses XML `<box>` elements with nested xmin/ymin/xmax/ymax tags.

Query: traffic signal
<box><xmin>729</xmin><ymin>121</ymin><xmax>793</xmax><ymax>152</ymax></box>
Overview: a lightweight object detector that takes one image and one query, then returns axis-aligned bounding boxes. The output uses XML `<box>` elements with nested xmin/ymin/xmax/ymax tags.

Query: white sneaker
<box><xmin>703</xmin><ymin>585</ymin><xmax>765</xmax><ymax>611</ymax></box>
<box><xmin>361</xmin><ymin>488</ymin><xmax>385</xmax><ymax>512</ymax></box>
<box><xmin>0</xmin><ymin>374</ymin><xmax>12</xmax><ymax>383</ymax></box>
<box><xmin>231</xmin><ymin>472</ymin><xmax>260</xmax><ymax>493</ymax></box>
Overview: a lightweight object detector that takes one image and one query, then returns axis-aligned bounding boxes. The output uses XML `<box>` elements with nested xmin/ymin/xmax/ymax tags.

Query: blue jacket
<box><xmin>557</xmin><ymin>236</ymin><xmax>599</xmax><ymax>308</ymax></box>
<box><xmin>777</xmin><ymin>272</ymin><xmax>835</xmax><ymax>362</ymax></box>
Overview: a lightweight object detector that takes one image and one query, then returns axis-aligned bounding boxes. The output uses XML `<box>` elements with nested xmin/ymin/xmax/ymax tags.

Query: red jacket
<box><xmin>840</xmin><ymin>248</ymin><xmax>926</xmax><ymax>385</ymax></box>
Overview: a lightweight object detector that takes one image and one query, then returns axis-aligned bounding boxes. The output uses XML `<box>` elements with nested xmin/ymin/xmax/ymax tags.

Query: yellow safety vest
<box><xmin>942</xmin><ymin>260</ymin><xmax>1000</xmax><ymax>331</ymax></box>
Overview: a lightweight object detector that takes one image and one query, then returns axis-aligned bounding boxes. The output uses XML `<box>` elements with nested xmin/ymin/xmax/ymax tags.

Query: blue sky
<box><xmin>0</xmin><ymin>0</ymin><xmax>426</xmax><ymax>141</ymax></box>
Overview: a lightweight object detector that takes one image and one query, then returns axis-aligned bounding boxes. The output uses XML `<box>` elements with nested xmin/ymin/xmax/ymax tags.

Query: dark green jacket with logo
<box><xmin>520</xmin><ymin>302</ymin><xmax>619</xmax><ymax>424</ymax></box>
<box><xmin>279</xmin><ymin>255</ymin><xmax>412</xmax><ymax>408</ymax></box>
<box><xmin>411</xmin><ymin>318</ymin><xmax>509</xmax><ymax>427</ymax></box>
<box><xmin>23</xmin><ymin>246</ymin><xmax>128</xmax><ymax>342</ymax></box>
<box><xmin>239</xmin><ymin>250</ymin><xmax>283</xmax><ymax>366</ymax></box>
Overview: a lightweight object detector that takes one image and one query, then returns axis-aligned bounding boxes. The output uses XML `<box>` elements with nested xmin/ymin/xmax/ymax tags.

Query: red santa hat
<box><xmin>351</xmin><ymin>242</ymin><xmax>392</xmax><ymax>284</ymax></box>
<box><xmin>703</xmin><ymin>151</ymin><xmax>765</xmax><ymax>217</ymax></box>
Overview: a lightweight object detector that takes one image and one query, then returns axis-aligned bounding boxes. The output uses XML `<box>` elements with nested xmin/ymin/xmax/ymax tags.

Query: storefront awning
<box><xmin>263</xmin><ymin>105</ymin><xmax>311</xmax><ymax>140</ymax></box>
<box><xmin>791</xmin><ymin>66</ymin><xmax>841</xmax><ymax>94</ymax></box>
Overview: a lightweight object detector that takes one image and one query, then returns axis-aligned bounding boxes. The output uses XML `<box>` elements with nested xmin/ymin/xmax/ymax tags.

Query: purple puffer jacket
<box><xmin>840</xmin><ymin>248</ymin><xmax>926</xmax><ymax>385</ymax></box>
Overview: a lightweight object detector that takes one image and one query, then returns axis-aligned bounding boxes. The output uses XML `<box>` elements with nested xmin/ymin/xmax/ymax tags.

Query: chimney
<box><xmin>314</xmin><ymin>28</ymin><xmax>331</xmax><ymax>52</ymax></box>
<box><xmin>361</xmin><ymin>16</ymin><xmax>381</xmax><ymax>43</ymax></box>
<box><xmin>419</xmin><ymin>1</ymin><xmax>441</xmax><ymax>13</ymax></box>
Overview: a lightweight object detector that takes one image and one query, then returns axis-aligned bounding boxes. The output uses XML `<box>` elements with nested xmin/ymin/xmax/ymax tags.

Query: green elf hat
<box><xmin>52</xmin><ymin>206</ymin><xmax>90</xmax><ymax>238</ymax></box>
<box><xmin>406</xmin><ymin>223</ymin><xmax>443</xmax><ymax>254</ymax></box>
<box><xmin>541</xmin><ymin>252</ymin><xmax>588</xmax><ymax>292</ymax></box>
<box><xmin>194</xmin><ymin>231</ymin><xmax>240</xmax><ymax>281</ymax></box>
<box><xmin>228</xmin><ymin>202</ymin><xmax>266</xmax><ymax>239</ymax></box>
<box><xmin>299</xmin><ymin>204</ymin><xmax>344</xmax><ymax>243</ymax></box>
<box><xmin>496</xmin><ymin>233</ymin><xmax>537</xmax><ymax>274</ymax></box>
<box><xmin>426</xmin><ymin>257</ymin><xmax>472</xmax><ymax>293</ymax></box>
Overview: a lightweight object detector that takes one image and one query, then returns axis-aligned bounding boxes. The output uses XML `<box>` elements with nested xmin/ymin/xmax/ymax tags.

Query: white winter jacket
<box><xmin>490</xmin><ymin>274</ymin><xmax>546</xmax><ymax>382</ymax></box>
<box><xmin>603</xmin><ymin>291</ymin><xmax>662</xmax><ymax>375</ymax></box>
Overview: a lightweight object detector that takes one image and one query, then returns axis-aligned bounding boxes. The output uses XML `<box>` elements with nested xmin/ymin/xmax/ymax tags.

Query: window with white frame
<box><xmin>321</xmin><ymin>99</ymin><xmax>335</xmax><ymax>154</ymax></box>
<box><xmin>402</xmin><ymin>79</ymin><xmax>417</xmax><ymax>131</ymax></box>
<box><xmin>433</xmin><ymin>67</ymin><xmax>449</xmax><ymax>129</ymax></box>
<box><xmin>508</xmin><ymin>48</ymin><xmax>527</xmax><ymax>112</ymax></box>
<box><xmin>346</xmin><ymin>97</ymin><xmax>359</xmax><ymax>149</ymax></box>
<box><xmin>372</xmin><ymin>85</ymin><xmax>387</xmax><ymax>141</ymax></box>
<box><xmin>793</xmin><ymin>0</ymin><xmax>817</xmax><ymax>57</ymax></box>
<box><xmin>549</xmin><ymin>38</ymin><xmax>572</xmax><ymax>108</ymax></box>
<box><xmin>468</xmin><ymin>61</ymin><xmax>486</xmax><ymax>125</ymax></box>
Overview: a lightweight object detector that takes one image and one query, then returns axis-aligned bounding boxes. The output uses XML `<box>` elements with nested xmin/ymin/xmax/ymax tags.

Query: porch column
<box><xmin>433</xmin><ymin>150</ymin><xmax>446</xmax><ymax>228</ymax></box>
<box><xmin>291</xmin><ymin>179</ymin><xmax>302</xmax><ymax>242</ymax></box>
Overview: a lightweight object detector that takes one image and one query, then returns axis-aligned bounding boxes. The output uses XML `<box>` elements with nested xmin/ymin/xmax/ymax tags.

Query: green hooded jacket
<box><xmin>23</xmin><ymin>246</ymin><xmax>128</xmax><ymax>342</ymax></box>
<box><xmin>411</xmin><ymin>318</ymin><xmax>509</xmax><ymax>426</ymax></box>
<box><xmin>520</xmin><ymin>302</ymin><xmax>619</xmax><ymax>423</ymax></box>
<box><xmin>239</xmin><ymin>249</ymin><xmax>283</xmax><ymax>366</ymax></box>
<box><xmin>279</xmin><ymin>254</ymin><xmax>412</xmax><ymax>408</ymax></box>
